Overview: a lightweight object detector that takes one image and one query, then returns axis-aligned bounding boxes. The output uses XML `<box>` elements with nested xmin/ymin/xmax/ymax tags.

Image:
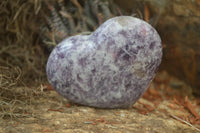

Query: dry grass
<box><xmin>0</xmin><ymin>0</ymin><xmax>46</xmax><ymax>120</ymax></box>
<box><xmin>0</xmin><ymin>0</ymin><xmax>47</xmax><ymax>84</ymax></box>
<box><xmin>0</xmin><ymin>66</ymin><xmax>33</xmax><ymax>119</ymax></box>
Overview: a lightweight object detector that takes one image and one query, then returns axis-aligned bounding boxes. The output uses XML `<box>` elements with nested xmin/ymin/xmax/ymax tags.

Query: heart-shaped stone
<box><xmin>46</xmin><ymin>16</ymin><xmax>162</xmax><ymax>108</ymax></box>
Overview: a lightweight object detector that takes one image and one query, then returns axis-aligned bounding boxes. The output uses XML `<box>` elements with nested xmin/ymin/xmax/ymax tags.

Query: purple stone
<box><xmin>46</xmin><ymin>16</ymin><xmax>162</xmax><ymax>108</ymax></box>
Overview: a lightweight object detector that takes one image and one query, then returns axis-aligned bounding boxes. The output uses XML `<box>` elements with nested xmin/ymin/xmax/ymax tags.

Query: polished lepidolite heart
<box><xmin>46</xmin><ymin>16</ymin><xmax>162</xmax><ymax>108</ymax></box>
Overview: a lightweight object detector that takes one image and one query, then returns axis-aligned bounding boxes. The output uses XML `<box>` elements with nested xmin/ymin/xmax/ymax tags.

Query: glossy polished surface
<box><xmin>46</xmin><ymin>16</ymin><xmax>162</xmax><ymax>108</ymax></box>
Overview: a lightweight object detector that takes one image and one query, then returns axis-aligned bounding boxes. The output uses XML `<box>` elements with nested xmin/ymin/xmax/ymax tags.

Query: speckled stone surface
<box><xmin>46</xmin><ymin>16</ymin><xmax>162</xmax><ymax>108</ymax></box>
